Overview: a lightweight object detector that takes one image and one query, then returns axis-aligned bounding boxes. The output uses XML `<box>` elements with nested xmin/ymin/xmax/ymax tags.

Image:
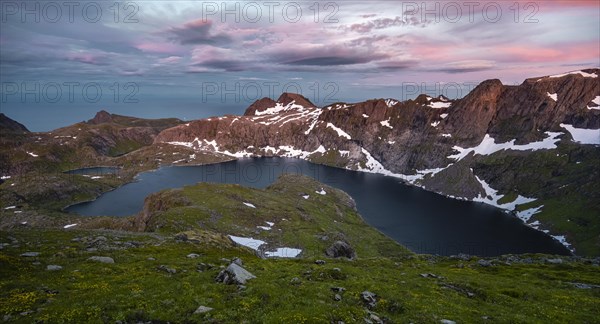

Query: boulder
<box><xmin>478</xmin><ymin>259</ymin><xmax>493</xmax><ymax>267</ymax></box>
<box><xmin>325</xmin><ymin>241</ymin><xmax>356</xmax><ymax>259</ymax></box>
<box><xmin>361</xmin><ymin>291</ymin><xmax>377</xmax><ymax>308</ymax></box>
<box><xmin>546</xmin><ymin>258</ymin><xmax>563</xmax><ymax>264</ymax></box>
<box><xmin>157</xmin><ymin>265</ymin><xmax>177</xmax><ymax>274</ymax></box>
<box><xmin>88</xmin><ymin>256</ymin><xmax>114</xmax><ymax>264</ymax></box>
<box><xmin>193</xmin><ymin>306</ymin><xmax>213</xmax><ymax>314</ymax></box>
<box><xmin>215</xmin><ymin>263</ymin><xmax>256</xmax><ymax>285</ymax></box>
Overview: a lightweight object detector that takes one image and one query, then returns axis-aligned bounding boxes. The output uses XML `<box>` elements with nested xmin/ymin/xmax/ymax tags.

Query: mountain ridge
<box><xmin>154</xmin><ymin>69</ymin><xmax>600</xmax><ymax>255</ymax></box>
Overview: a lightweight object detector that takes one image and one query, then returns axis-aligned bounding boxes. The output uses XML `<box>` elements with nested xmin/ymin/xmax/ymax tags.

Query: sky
<box><xmin>1</xmin><ymin>0</ymin><xmax>599</xmax><ymax>130</ymax></box>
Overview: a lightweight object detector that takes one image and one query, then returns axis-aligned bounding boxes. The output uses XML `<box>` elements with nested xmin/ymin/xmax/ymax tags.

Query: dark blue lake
<box><xmin>65</xmin><ymin>167</ymin><xmax>121</xmax><ymax>175</ymax></box>
<box><xmin>66</xmin><ymin>157</ymin><xmax>570</xmax><ymax>256</ymax></box>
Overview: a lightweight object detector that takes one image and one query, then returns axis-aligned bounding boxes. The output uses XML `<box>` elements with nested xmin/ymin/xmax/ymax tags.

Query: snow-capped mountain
<box><xmin>154</xmin><ymin>69</ymin><xmax>600</xmax><ymax>254</ymax></box>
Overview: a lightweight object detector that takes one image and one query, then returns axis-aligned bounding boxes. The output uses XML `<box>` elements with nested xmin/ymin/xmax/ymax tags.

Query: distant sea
<box><xmin>1</xmin><ymin>97</ymin><xmax>246</xmax><ymax>132</ymax></box>
<box><xmin>1</xmin><ymin>85</ymin><xmax>473</xmax><ymax>132</ymax></box>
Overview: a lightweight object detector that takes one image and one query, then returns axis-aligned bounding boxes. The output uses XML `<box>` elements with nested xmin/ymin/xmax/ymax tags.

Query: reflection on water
<box><xmin>67</xmin><ymin>158</ymin><xmax>570</xmax><ymax>256</ymax></box>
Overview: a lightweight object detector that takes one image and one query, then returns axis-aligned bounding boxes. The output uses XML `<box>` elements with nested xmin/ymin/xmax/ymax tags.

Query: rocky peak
<box><xmin>0</xmin><ymin>113</ymin><xmax>29</xmax><ymax>134</ymax></box>
<box><xmin>88</xmin><ymin>110</ymin><xmax>113</xmax><ymax>125</ymax></box>
<box><xmin>277</xmin><ymin>92</ymin><xmax>315</xmax><ymax>108</ymax></box>
<box><xmin>243</xmin><ymin>93</ymin><xmax>316</xmax><ymax>116</ymax></box>
<box><xmin>413</xmin><ymin>94</ymin><xmax>432</xmax><ymax>105</ymax></box>
<box><xmin>528</xmin><ymin>68</ymin><xmax>599</xmax><ymax>83</ymax></box>
<box><xmin>444</xmin><ymin>79</ymin><xmax>505</xmax><ymax>144</ymax></box>
<box><xmin>155</xmin><ymin>68</ymin><xmax>599</xmax><ymax>177</ymax></box>
<box><xmin>243</xmin><ymin>97</ymin><xmax>277</xmax><ymax>116</ymax></box>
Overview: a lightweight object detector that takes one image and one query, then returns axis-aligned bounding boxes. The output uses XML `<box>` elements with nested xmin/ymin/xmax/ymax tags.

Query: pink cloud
<box><xmin>496</xmin><ymin>42</ymin><xmax>600</xmax><ymax>63</ymax></box>
<box><xmin>157</xmin><ymin>56</ymin><xmax>182</xmax><ymax>64</ymax></box>
<box><xmin>168</xmin><ymin>19</ymin><xmax>231</xmax><ymax>45</ymax></box>
<box><xmin>242</xmin><ymin>39</ymin><xmax>263</xmax><ymax>47</ymax></box>
<box><xmin>66</xmin><ymin>52</ymin><xmax>106</xmax><ymax>65</ymax></box>
<box><xmin>135</xmin><ymin>42</ymin><xmax>183</xmax><ymax>55</ymax></box>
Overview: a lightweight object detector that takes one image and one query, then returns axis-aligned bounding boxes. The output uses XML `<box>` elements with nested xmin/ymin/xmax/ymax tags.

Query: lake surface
<box><xmin>65</xmin><ymin>167</ymin><xmax>121</xmax><ymax>175</ymax></box>
<box><xmin>67</xmin><ymin>158</ymin><xmax>570</xmax><ymax>256</ymax></box>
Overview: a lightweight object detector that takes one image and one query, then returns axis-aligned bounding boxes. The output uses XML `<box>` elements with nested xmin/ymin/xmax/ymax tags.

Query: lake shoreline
<box><xmin>69</xmin><ymin>157</ymin><xmax>570</xmax><ymax>256</ymax></box>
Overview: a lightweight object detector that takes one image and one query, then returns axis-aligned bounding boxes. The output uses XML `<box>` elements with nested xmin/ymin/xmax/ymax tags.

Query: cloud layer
<box><xmin>1</xmin><ymin>0</ymin><xmax>599</xmax><ymax>100</ymax></box>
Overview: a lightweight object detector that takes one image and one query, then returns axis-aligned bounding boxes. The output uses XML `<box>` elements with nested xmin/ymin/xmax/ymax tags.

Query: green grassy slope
<box><xmin>1</xmin><ymin>175</ymin><xmax>598</xmax><ymax>323</ymax></box>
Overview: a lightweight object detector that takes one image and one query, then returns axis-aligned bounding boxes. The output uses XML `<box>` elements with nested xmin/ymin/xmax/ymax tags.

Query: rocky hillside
<box><xmin>0</xmin><ymin>111</ymin><xmax>184</xmax><ymax>176</ymax></box>
<box><xmin>0</xmin><ymin>112</ymin><xmax>230</xmax><ymax>213</ymax></box>
<box><xmin>0</xmin><ymin>113</ymin><xmax>29</xmax><ymax>135</ymax></box>
<box><xmin>154</xmin><ymin>69</ymin><xmax>600</xmax><ymax>256</ymax></box>
<box><xmin>1</xmin><ymin>175</ymin><xmax>599</xmax><ymax>323</ymax></box>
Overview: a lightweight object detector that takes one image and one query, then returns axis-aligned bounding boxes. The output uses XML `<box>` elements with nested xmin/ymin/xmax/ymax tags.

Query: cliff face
<box><xmin>156</xmin><ymin>69</ymin><xmax>599</xmax><ymax>175</ymax></box>
<box><xmin>0</xmin><ymin>113</ymin><xmax>30</xmax><ymax>134</ymax></box>
<box><xmin>154</xmin><ymin>93</ymin><xmax>458</xmax><ymax>173</ymax></box>
<box><xmin>445</xmin><ymin>70</ymin><xmax>600</xmax><ymax>145</ymax></box>
<box><xmin>154</xmin><ymin>69</ymin><xmax>600</xmax><ymax>255</ymax></box>
<box><xmin>0</xmin><ymin>111</ymin><xmax>185</xmax><ymax>176</ymax></box>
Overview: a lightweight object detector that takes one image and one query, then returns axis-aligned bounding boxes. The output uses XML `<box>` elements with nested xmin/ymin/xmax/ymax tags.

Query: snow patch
<box><xmin>27</xmin><ymin>152</ymin><xmax>38</xmax><ymax>157</ymax></box>
<box><xmin>440</xmin><ymin>113</ymin><xmax>448</xmax><ymax>119</ymax></box>
<box><xmin>302</xmin><ymin>195</ymin><xmax>310</xmax><ymax>199</ymax></box>
<box><xmin>326</xmin><ymin>123</ymin><xmax>352</xmax><ymax>139</ymax></box>
<box><xmin>304</xmin><ymin>110</ymin><xmax>323</xmax><ymax>135</ymax></box>
<box><xmin>560</xmin><ymin>124</ymin><xmax>600</xmax><ymax>145</ymax></box>
<box><xmin>448</xmin><ymin>132</ymin><xmax>563</xmax><ymax>161</ymax></box>
<box><xmin>362</xmin><ymin>114</ymin><xmax>369</xmax><ymax>118</ymax></box>
<box><xmin>551</xmin><ymin>235</ymin><xmax>572</xmax><ymax>250</ymax></box>
<box><xmin>276</xmin><ymin>145</ymin><xmax>327</xmax><ymax>159</ymax></box>
<box><xmin>255</xmin><ymin>101</ymin><xmax>305</xmax><ymax>115</ymax></box>
<box><xmin>228</xmin><ymin>235</ymin><xmax>265</xmax><ymax>251</ymax></box>
<box><xmin>516</xmin><ymin>206</ymin><xmax>543</xmax><ymax>223</ymax></box>
<box><xmin>473</xmin><ymin>175</ymin><xmax>536</xmax><ymax>210</ymax></box>
<box><xmin>441</xmin><ymin>133</ymin><xmax>452</xmax><ymax>138</ymax></box>
<box><xmin>228</xmin><ymin>235</ymin><xmax>302</xmax><ymax>258</ymax></box>
<box><xmin>265</xmin><ymin>247</ymin><xmax>302</xmax><ymax>258</ymax></box>
<box><xmin>385</xmin><ymin>99</ymin><xmax>398</xmax><ymax>107</ymax></box>
<box><xmin>547</xmin><ymin>92</ymin><xmax>558</xmax><ymax>102</ymax></box>
<box><xmin>429</xmin><ymin>101</ymin><xmax>451</xmax><ymax>109</ymax></box>
<box><xmin>431</xmin><ymin>121</ymin><xmax>440</xmax><ymax>127</ymax></box>
<box><xmin>380</xmin><ymin>118</ymin><xmax>393</xmax><ymax>129</ymax></box>
<box><xmin>315</xmin><ymin>188</ymin><xmax>326</xmax><ymax>195</ymax></box>
<box><xmin>63</xmin><ymin>224</ymin><xmax>78</xmax><ymax>229</ymax></box>
<box><xmin>243</xmin><ymin>202</ymin><xmax>256</xmax><ymax>208</ymax></box>
<box><xmin>257</xmin><ymin>226</ymin><xmax>271</xmax><ymax>231</ymax></box>
<box><xmin>588</xmin><ymin>96</ymin><xmax>600</xmax><ymax>110</ymax></box>
<box><xmin>1</xmin><ymin>176</ymin><xmax>11</xmax><ymax>180</ymax></box>
<box><xmin>546</xmin><ymin>70</ymin><xmax>598</xmax><ymax>79</ymax></box>
<box><xmin>4</xmin><ymin>206</ymin><xmax>16</xmax><ymax>210</ymax></box>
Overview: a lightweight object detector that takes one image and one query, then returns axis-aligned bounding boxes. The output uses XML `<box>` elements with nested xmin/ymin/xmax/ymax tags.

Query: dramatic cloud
<box><xmin>0</xmin><ymin>0</ymin><xmax>598</xmax><ymax>106</ymax></box>
<box><xmin>169</xmin><ymin>19</ymin><xmax>232</xmax><ymax>45</ymax></box>
<box><xmin>345</xmin><ymin>16</ymin><xmax>428</xmax><ymax>33</ymax></box>
<box><xmin>438</xmin><ymin>60</ymin><xmax>497</xmax><ymax>73</ymax></box>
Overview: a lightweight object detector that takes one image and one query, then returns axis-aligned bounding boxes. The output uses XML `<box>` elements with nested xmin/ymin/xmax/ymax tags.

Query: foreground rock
<box><xmin>325</xmin><ymin>241</ymin><xmax>356</xmax><ymax>259</ymax></box>
<box><xmin>193</xmin><ymin>306</ymin><xmax>213</xmax><ymax>314</ymax></box>
<box><xmin>88</xmin><ymin>256</ymin><xmax>115</xmax><ymax>264</ymax></box>
<box><xmin>361</xmin><ymin>291</ymin><xmax>377</xmax><ymax>309</ymax></box>
<box><xmin>215</xmin><ymin>262</ymin><xmax>256</xmax><ymax>285</ymax></box>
